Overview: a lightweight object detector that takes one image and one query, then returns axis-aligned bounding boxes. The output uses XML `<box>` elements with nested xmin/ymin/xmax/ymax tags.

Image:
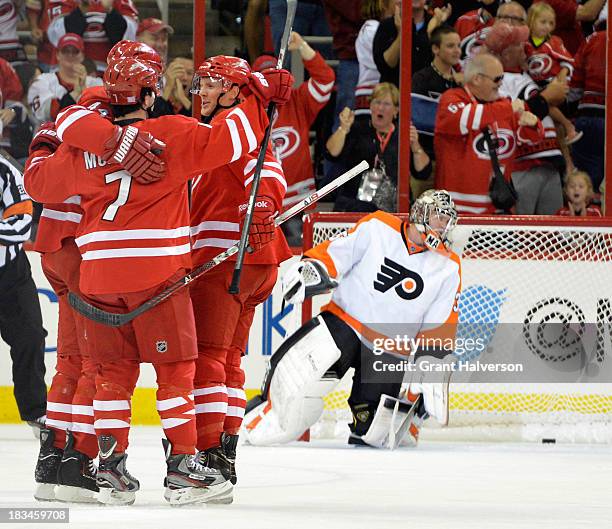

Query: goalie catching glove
<box><xmin>282</xmin><ymin>259</ymin><xmax>338</xmax><ymax>305</ymax></box>
<box><xmin>102</xmin><ymin>125</ymin><xmax>166</xmax><ymax>184</ymax></box>
<box><xmin>240</xmin><ymin>196</ymin><xmax>276</xmax><ymax>251</ymax></box>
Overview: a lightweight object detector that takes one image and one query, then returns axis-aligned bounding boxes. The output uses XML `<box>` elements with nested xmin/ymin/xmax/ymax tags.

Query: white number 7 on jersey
<box><xmin>102</xmin><ymin>170</ymin><xmax>132</xmax><ymax>221</ymax></box>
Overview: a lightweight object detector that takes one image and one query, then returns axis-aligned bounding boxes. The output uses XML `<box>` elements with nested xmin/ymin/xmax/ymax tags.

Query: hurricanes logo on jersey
<box><xmin>473</xmin><ymin>128</ymin><xmax>515</xmax><ymax>160</ymax></box>
<box><xmin>271</xmin><ymin>126</ymin><xmax>300</xmax><ymax>160</ymax></box>
<box><xmin>373</xmin><ymin>258</ymin><xmax>424</xmax><ymax>300</ymax></box>
<box><xmin>527</xmin><ymin>54</ymin><xmax>554</xmax><ymax>80</ymax></box>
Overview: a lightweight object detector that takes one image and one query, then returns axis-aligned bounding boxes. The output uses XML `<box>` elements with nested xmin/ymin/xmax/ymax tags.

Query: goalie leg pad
<box><xmin>243</xmin><ymin>315</ymin><xmax>342</xmax><ymax>444</ymax></box>
<box><xmin>360</xmin><ymin>394</ymin><xmax>419</xmax><ymax>449</ymax></box>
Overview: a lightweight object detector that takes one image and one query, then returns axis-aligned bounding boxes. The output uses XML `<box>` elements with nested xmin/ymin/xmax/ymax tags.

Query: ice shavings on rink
<box><xmin>1</xmin><ymin>425</ymin><xmax>610</xmax><ymax>529</ymax></box>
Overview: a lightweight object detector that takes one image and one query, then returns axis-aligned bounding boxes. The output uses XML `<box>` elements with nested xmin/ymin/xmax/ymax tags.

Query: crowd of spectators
<box><xmin>0</xmin><ymin>0</ymin><xmax>608</xmax><ymax>220</ymax></box>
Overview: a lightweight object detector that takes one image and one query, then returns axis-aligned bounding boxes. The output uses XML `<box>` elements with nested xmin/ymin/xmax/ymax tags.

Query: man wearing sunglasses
<box><xmin>433</xmin><ymin>51</ymin><xmax>543</xmax><ymax>215</ymax></box>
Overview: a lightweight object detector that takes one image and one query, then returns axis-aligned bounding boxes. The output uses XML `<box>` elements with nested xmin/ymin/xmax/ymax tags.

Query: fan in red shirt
<box><xmin>46</xmin><ymin>0</ymin><xmax>140</xmax><ymax>74</ymax></box>
<box><xmin>454</xmin><ymin>0</ymin><xmax>496</xmax><ymax>59</ymax></box>
<box><xmin>252</xmin><ymin>32</ymin><xmax>335</xmax><ymax>213</ymax></box>
<box><xmin>188</xmin><ymin>56</ymin><xmax>294</xmax><ymax>492</ymax></box>
<box><xmin>556</xmin><ymin>170</ymin><xmax>602</xmax><ymax>217</ymax></box>
<box><xmin>24</xmin><ymin>54</ymin><xmax>274</xmax><ymax>506</ymax></box>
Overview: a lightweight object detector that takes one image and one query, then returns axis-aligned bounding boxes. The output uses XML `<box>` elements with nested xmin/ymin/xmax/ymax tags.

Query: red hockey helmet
<box><xmin>103</xmin><ymin>58</ymin><xmax>161</xmax><ymax>105</ymax></box>
<box><xmin>107</xmin><ymin>40</ymin><xmax>163</xmax><ymax>74</ymax></box>
<box><xmin>191</xmin><ymin>55</ymin><xmax>252</xmax><ymax>95</ymax></box>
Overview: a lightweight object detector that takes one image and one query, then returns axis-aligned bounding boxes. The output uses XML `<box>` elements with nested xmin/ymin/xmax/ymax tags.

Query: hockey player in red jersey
<box><xmin>24</xmin><ymin>56</ymin><xmax>273</xmax><ymax>506</ymax></box>
<box><xmin>30</xmin><ymin>77</ymin><xmax>172</xmax><ymax>503</ymax></box>
<box><xmin>188</xmin><ymin>55</ymin><xmax>294</xmax><ymax>499</ymax></box>
<box><xmin>244</xmin><ymin>190</ymin><xmax>461</xmax><ymax>448</ymax></box>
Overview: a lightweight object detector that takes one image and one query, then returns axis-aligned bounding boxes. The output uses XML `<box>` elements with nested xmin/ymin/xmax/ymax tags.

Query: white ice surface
<box><xmin>1</xmin><ymin>425</ymin><xmax>610</xmax><ymax>529</ymax></box>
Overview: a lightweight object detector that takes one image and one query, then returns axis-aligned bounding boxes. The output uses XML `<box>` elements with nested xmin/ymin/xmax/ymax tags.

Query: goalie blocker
<box><xmin>243</xmin><ymin>310</ymin><xmax>452</xmax><ymax>448</ymax></box>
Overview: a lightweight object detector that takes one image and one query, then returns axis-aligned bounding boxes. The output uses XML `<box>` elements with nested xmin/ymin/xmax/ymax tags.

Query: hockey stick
<box><xmin>68</xmin><ymin>160</ymin><xmax>369</xmax><ymax>327</ymax></box>
<box><xmin>0</xmin><ymin>148</ymin><xmax>25</xmax><ymax>173</ymax></box>
<box><xmin>228</xmin><ymin>0</ymin><xmax>298</xmax><ymax>295</ymax></box>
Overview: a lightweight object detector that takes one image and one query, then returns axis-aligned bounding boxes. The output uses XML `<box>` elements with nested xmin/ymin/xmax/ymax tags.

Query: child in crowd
<box><xmin>556</xmin><ymin>171</ymin><xmax>602</xmax><ymax>217</ymax></box>
<box><xmin>525</xmin><ymin>2</ymin><xmax>581</xmax><ymax>144</ymax></box>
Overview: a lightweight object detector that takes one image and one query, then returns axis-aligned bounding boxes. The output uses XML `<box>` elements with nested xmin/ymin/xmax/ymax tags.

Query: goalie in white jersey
<box><xmin>243</xmin><ymin>190</ymin><xmax>462</xmax><ymax>448</ymax></box>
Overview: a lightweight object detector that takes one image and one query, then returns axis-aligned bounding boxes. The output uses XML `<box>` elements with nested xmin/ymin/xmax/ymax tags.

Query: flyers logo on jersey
<box><xmin>373</xmin><ymin>258</ymin><xmax>424</xmax><ymax>300</ymax></box>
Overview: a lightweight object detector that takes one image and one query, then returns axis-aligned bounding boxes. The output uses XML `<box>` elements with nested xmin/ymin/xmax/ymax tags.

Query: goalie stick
<box><xmin>229</xmin><ymin>0</ymin><xmax>298</xmax><ymax>295</ymax></box>
<box><xmin>68</xmin><ymin>160</ymin><xmax>369</xmax><ymax>326</ymax></box>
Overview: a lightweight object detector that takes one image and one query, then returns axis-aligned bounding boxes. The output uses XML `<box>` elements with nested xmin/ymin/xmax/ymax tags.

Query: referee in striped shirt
<box><xmin>0</xmin><ymin>151</ymin><xmax>47</xmax><ymax>430</ymax></box>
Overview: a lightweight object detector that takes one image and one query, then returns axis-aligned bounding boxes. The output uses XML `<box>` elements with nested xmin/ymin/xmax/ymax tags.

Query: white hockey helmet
<box><xmin>409</xmin><ymin>189</ymin><xmax>457</xmax><ymax>252</ymax></box>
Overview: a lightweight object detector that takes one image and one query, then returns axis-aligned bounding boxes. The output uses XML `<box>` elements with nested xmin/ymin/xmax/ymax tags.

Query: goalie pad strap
<box><xmin>361</xmin><ymin>394</ymin><xmax>418</xmax><ymax>449</ymax></box>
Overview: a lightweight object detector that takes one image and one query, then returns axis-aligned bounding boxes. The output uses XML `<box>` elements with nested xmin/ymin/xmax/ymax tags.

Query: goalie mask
<box><xmin>409</xmin><ymin>189</ymin><xmax>457</xmax><ymax>252</ymax></box>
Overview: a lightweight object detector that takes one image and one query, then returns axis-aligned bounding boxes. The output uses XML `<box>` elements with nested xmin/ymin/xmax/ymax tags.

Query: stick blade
<box><xmin>67</xmin><ymin>291</ymin><xmax>127</xmax><ymax>327</ymax></box>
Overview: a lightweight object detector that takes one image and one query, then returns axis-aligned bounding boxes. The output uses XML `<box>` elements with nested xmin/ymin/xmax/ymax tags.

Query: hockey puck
<box><xmin>542</xmin><ymin>438</ymin><xmax>556</xmax><ymax>444</ymax></box>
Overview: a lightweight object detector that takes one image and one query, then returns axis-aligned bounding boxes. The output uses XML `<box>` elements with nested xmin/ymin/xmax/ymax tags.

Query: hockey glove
<box><xmin>101</xmin><ymin>125</ymin><xmax>166</xmax><ymax>184</ymax></box>
<box><xmin>246</xmin><ymin>68</ymin><xmax>294</xmax><ymax>107</ymax></box>
<box><xmin>240</xmin><ymin>196</ymin><xmax>276</xmax><ymax>252</ymax></box>
<box><xmin>29</xmin><ymin>122</ymin><xmax>61</xmax><ymax>155</ymax></box>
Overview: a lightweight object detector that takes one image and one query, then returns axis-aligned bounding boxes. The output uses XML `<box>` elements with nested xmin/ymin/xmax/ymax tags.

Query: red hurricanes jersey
<box><xmin>27</xmin><ymin>96</ymin><xmax>115</xmax><ymax>255</ymax></box>
<box><xmin>0</xmin><ymin>57</ymin><xmax>22</xmax><ymax>106</ymax></box>
<box><xmin>270</xmin><ymin>52</ymin><xmax>334</xmax><ymax>210</ymax></box>
<box><xmin>454</xmin><ymin>9</ymin><xmax>494</xmax><ymax>59</ymax></box>
<box><xmin>24</xmin><ymin>96</ymin><xmax>268</xmax><ymax>295</ymax></box>
<box><xmin>25</xmin><ymin>0</ymin><xmax>66</xmax><ymax>65</ymax></box>
<box><xmin>46</xmin><ymin>0</ymin><xmax>139</xmax><ymax>69</ymax></box>
<box><xmin>556</xmin><ymin>205</ymin><xmax>602</xmax><ymax>217</ymax></box>
<box><xmin>434</xmin><ymin>87</ymin><xmax>543</xmax><ymax>214</ymax></box>
<box><xmin>190</xmin><ymin>112</ymin><xmax>292</xmax><ymax>267</ymax></box>
<box><xmin>0</xmin><ymin>1</ymin><xmax>25</xmax><ymax>62</ymax></box>
<box><xmin>27</xmin><ymin>147</ymin><xmax>83</xmax><ymax>254</ymax></box>
<box><xmin>570</xmin><ymin>30</ymin><xmax>605</xmax><ymax>114</ymax></box>
<box><xmin>525</xmin><ymin>36</ymin><xmax>574</xmax><ymax>83</ymax></box>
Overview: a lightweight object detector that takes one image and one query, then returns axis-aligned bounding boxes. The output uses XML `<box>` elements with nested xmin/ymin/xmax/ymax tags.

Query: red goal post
<box><xmin>301</xmin><ymin>212</ymin><xmax>612</xmax><ymax>442</ymax></box>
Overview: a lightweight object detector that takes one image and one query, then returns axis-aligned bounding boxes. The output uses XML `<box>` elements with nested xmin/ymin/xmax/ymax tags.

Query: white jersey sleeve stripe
<box><xmin>56</xmin><ymin>108</ymin><xmax>92</xmax><ymax>141</ymax></box>
<box><xmin>228</xmin><ymin>106</ymin><xmax>258</xmax><ymax>153</ymax></box>
<box><xmin>459</xmin><ymin>104</ymin><xmax>471</xmax><ymax>135</ymax></box>
<box><xmin>226</xmin><ymin>118</ymin><xmax>243</xmax><ymax>163</ymax></box>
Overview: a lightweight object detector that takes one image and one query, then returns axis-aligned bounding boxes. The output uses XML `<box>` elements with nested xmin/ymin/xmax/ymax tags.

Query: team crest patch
<box><xmin>355</xmin><ymin>410</ymin><xmax>370</xmax><ymax>423</ymax></box>
<box><xmin>156</xmin><ymin>341</ymin><xmax>168</xmax><ymax>353</ymax></box>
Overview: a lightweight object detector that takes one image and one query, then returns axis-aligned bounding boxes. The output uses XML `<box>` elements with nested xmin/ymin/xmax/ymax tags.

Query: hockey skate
<box><xmin>198</xmin><ymin>444</ymin><xmax>234</xmax><ymax>504</ymax></box>
<box><xmin>96</xmin><ymin>435</ymin><xmax>139</xmax><ymax>506</ymax></box>
<box><xmin>162</xmin><ymin>439</ymin><xmax>232</xmax><ymax>506</ymax></box>
<box><xmin>34</xmin><ymin>427</ymin><xmax>62</xmax><ymax>501</ymax></box>
<box><xmin>55</xmin><ymin>431</ymin><xmax>99</xmax><ymax>503</ymax></box>
<box><xmin>221</xmin><ymin>433</ymin><xmax>239</xmax><ymax>485</ymax></box>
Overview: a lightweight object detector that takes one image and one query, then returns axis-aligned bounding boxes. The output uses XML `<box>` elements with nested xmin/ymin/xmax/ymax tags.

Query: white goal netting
<box><xmin>302</xmin><ymin>213</ymin><xmax>612</xmax><ymax>443</ymax></box>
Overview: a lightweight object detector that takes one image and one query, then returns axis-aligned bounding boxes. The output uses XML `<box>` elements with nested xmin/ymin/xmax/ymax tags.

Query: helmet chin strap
<box><xmin>201</xmin><ymin>86</ymin><xmax>240</xmax><ymax>124</ymax></box>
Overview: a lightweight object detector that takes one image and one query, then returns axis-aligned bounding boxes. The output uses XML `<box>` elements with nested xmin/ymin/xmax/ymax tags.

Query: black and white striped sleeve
<box><xmin>0</xmin><ymin>158</ymin><xmax>32</xmax><ymax>245</ymax></box>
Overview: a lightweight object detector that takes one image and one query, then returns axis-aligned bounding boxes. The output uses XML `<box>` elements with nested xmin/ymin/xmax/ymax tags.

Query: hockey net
<box><xmin>301</xmin><ymin>213</ymin><xmax>612</xmax><ymax>443</ymax></box>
